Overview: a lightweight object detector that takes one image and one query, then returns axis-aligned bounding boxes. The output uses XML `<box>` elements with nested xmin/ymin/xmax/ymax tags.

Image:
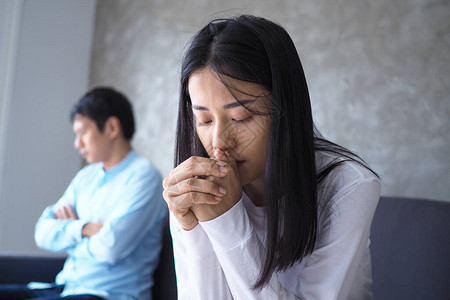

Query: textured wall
<box><xmin>90</xmin><ymin>0</ymin><xmax>450</xmax><ymax>201</ymax></box>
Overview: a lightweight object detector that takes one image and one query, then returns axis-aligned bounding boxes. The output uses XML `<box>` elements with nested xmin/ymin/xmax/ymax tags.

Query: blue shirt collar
<box><xmin>99</xmin><ymin>150</ymin><xmax>136</xmax><ymax>179</ymax></box>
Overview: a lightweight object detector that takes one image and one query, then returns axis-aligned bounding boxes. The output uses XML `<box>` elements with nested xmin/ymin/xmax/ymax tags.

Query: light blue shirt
<box><xmin>35</xmin><ymin>150</ymin><xmax>167</xmax><ymax>300</ymax></box>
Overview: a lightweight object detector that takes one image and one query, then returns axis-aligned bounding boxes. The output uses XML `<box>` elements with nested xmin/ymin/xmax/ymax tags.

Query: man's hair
<box><xmin>70</xmin><ymin>87</ymin><xmax>135</xmax><ymax>140</ymax></box>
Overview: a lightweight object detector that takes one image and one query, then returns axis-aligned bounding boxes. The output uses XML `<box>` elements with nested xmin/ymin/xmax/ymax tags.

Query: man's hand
<box><xmin>82</xmin><ymin>222</ymin><xmax>104</xmax><ymax>237</ymax></box>
<box><xmin>55</xmin><ymin>204</ymin><xmax>78</xmax><ymax>220</ymax></box>
<box><xmin>55</xmin><ymin>204</ymin><xmax>103</xmax><ymax>237</ymax></box>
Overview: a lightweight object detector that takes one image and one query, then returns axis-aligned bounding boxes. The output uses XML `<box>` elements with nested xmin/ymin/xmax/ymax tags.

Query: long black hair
<box><xmin>175</xmin><ymin>15</ymin><xmax>377</xmax><ymax>289</ymax></box>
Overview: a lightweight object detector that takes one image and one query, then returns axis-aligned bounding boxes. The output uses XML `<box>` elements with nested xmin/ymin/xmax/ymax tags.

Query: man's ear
<box><xmin>105</xmin><ymin>116</ymin><xmax>121</xmax><ymax>139</ymax></box>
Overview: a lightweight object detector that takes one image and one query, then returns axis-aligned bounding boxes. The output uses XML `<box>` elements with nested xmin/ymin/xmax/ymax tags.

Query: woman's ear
<box><xmin>105</xmin><ymin>116</ymin><xmax>121</xmax><ymax>139</ymax></box>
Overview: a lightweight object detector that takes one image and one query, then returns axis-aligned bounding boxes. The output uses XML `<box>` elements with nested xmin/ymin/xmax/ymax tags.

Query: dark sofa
<box><xmin>370</xmin><ymin>196</ymin><xmax>450</xmax><ymax>300</ymax></box>
<box><xmin>2</xmin><ymin>197</ymin><xmax>450</xmax><ymax>299</ymax></box>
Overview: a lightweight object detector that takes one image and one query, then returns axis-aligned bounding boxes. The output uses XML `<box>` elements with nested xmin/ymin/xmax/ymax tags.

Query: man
<box><xmin>2</xmin><ymin>87</ymin><xmax>167</xmax><ymax>299</ymax></box>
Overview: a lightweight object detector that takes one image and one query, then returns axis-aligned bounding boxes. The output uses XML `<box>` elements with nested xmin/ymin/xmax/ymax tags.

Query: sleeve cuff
<box><xmin>64</xmin><ymin>219</ymin><xmax>88</xmax><ymax>243</ymax></box>
<box><xmin>200</xmin><ymin>198</ymin><xmax>253</xmax><ymax>253</ymax></box>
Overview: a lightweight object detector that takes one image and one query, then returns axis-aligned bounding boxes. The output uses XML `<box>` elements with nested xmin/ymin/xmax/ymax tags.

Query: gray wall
<box><xmin>90</xmin><ymin>0</ymin><xmax>450</xmax><ymax>201</ymax></box>
<box><xmin>0</xmin><ymin>0</ymin><xmax>96</xmax><ymax>253</ymax></box>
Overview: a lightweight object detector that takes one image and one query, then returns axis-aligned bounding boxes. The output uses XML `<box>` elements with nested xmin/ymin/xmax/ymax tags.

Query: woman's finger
<box><xmin>169</xmin><ymin>192</ymin><xmax>222</xmax><ymax>209</ymax></box>
<box><xmin>170</xmin><ymin>208</ymin><xmax>198</xmax><ymax>231</ymax></box>
<box><xmin>166</xmin><ymin>177</ymin><xmax>226</xmax><ymax>198</ymax></box>
<box><xmin>165</xmin><ymin>157</ymin><xmax>228</xmax><ymax>187</ymax></box>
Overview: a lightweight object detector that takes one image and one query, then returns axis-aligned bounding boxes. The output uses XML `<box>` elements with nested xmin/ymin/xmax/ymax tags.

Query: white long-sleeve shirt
<box><xmin>171</xmin><ymin>152</ymin><xmax>381</xmax><ymax>299</ymax></box>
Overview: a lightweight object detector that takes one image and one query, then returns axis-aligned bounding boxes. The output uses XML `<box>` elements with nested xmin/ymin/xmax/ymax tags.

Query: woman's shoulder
<box><xmin>316</xmin><ymin>151</ymin><xmax>380</xmax><ymax>204</ymax></box>
<box><xmin>315</xmin><ymin>151</ymin><xmax>381</xmax><ymax>232</ymax></box>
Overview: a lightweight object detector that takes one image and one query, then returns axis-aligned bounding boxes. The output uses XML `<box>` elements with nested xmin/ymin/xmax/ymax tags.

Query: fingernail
<box><xmin>214</xmin><ymin>196</ymin><xmax>222</xmax><ymax>201</ymax></box>
<box><xmin>219</xmin><ymin>166</ymin><xmax>228</xmax><ymax>173</ymax></box>
<box><xmin>219</xmin><ymin>187</ymin><xmax>227</xmax><ymax>194</ymax></box>
<box><xmin>214</xmin><ymin>148</ymin><xmax>223</xmax><ymax>158</ymax></box>
<box><xmin>216</xmin><ymin>160</ymin><xmax>226</xmax><ymax>166</ymax></box>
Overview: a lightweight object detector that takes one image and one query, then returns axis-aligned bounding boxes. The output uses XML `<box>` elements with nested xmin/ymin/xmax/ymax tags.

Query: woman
<box><xmin>163</xmin><ymin>15</ymin><xmax>380</xmax><ymax>299</ymax></box>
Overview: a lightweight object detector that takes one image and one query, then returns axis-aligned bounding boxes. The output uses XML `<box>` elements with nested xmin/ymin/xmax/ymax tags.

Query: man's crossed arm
<box><xmin>55</xmin><ymin>204</ymin><xmax>103</xmax><ymax>238</ymax></box>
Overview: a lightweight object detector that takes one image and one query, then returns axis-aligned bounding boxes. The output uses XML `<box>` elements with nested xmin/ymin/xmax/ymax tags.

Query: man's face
<box><xmin>72</xmin><ymin>114</ymin><xmax>112</xmax><ymax>164</ymax></box>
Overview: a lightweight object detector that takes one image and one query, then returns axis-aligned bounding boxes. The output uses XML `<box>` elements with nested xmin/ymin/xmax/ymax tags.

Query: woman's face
<box><xmin>188</xmin><ymin>67</ymin><xmax>271</xmax><ymax>186</ymax></box>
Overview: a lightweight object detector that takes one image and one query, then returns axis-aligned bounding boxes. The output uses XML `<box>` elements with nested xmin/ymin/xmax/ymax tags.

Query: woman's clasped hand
<box><xmin>163</xmin><ymin>149</ymin><xmax>242</xmax><ymax>230</ymax></box>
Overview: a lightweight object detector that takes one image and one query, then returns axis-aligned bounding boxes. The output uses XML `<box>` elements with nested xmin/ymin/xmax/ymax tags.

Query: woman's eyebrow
<box><xmin>192</xmin><ymin>99</ymin><xmax>255</xmax><ymax>111</ymax></box>
<box><xmin>223</xmin><ymin>99</ymin><xmax>255</xmax><ymax>109</ymax></box>
<box><xmin>192</xmin><ymin>104</ymin><xmax>209</xmax><ymax>111</ymax></box>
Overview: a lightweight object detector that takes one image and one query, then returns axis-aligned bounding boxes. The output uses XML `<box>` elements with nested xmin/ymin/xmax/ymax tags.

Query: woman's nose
<box><xmin>212</xmin><ymin>121</ymin><xmax>237</xmax><ymax>152</ymax></box>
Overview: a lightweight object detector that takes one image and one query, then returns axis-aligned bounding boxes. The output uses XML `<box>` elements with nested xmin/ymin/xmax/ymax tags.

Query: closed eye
<box><xmin>232</xmin><ymin>115</ymin><xmax>252</xmax><ymax>124</ymax></box>
<box><xmin>197</xmin><ymin>120</ymin><xmax>212</xmax><ymax>127</ymax></box>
